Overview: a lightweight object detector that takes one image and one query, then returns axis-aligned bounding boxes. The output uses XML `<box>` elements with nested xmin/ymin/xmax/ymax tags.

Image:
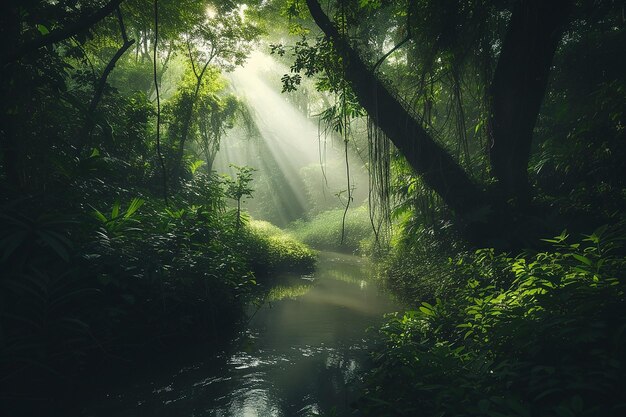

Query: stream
<box><xmin>80</xmin><ymin>252</ymin><xmax>398</xmax><ymax>417</ymax></box>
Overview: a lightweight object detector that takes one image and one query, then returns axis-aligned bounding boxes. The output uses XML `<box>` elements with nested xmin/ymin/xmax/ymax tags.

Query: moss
<box><xmin>245</xmin><ymin>219</ymin><xmax>317</xmax><ymax>274</ymax></box>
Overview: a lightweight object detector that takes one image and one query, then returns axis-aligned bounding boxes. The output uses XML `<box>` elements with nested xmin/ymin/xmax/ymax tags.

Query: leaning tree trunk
<box><xmin>305</xmin><ymin>0</ymin><xmax>573</xmax><ymax>247</ymax></box>
<box><xmin>75</xmin><ymin>7</ymin><xmax>134</xmax><ymax>157</ymax></box>
<box><xmin>305</xmin><ymin>0</ymin><xmax>489</xmax><ymax>217</ymax></box>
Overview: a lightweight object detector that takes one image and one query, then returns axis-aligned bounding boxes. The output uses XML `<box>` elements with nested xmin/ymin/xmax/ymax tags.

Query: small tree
<box><xmin>223</xmin><ymin>165</ymin><xmax>256</xmax><ymax>229</ymax></box>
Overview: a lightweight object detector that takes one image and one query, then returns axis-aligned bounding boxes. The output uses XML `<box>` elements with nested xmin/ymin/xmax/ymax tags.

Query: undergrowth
<box><xmin>362</xmin><ymin>225</ymin><xmax>626</xmax><ymax>416</ymax></box>
<box><xmin>375</xmin><ymin>215</ymin><xmax>468</xmax><ymax>303</ymax></box>
<box><xmin>246</xmin><ymin>219</ymin><xmax>317</xmax><ymax>274</ymax></box>
<box><xmin>288</xmin><ymin>205</ymin><xmax>373</xmax><ymax>253</ymax></box>
<box><xmin>0</xmin><ymin>174</ymin><xmax>315</xmax><ymax>414</ymax></box>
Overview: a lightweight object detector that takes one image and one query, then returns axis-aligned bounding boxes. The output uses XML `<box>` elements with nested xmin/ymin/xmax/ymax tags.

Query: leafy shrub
<box><xmin>245</xmin><ymin>219</ymin><xmax>316</xmax><ymax>274</ymax></box>
<box><xmin>362</xmin><ymin>226</ymin><xmax>626</xmax><ymax>417</ymax></box>
<box><xmin>288</xmin><ymin>205</ymin><xmax>373</xmax><ymax>253</ymax></box>
<box><xmin>375</xmin><ymin>219</ymin><xmax>469</xmax><ymax>303</ymax></box>
<box><xmin>0</xmin><ymin>175</ymin><xmax>314</xmax><ymax>409</ymax></box>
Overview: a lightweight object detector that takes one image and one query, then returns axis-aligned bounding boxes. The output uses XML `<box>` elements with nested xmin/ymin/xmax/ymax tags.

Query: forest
<box><xmin>1</xmin><ymin>0</ymin><xmax>625</xmax><ymax>416</ymax></box>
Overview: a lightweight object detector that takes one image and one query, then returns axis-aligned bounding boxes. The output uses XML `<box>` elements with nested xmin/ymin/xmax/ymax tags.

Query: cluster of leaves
<box><xmin>223</xmin><ymin>165</ymin><xmax>256</xmax><ymax>204</ymax></box>
<box><xmin>361</xmin><ymin>226</ymin><xmax>626</xmax><ymax>416</ymax></box>
<box><xmin>0</xmin><ymin>169</ymin><xmax>316</xmax><ymax>411</ymax></box>
<box><xmin>375</xmin><ymin>219</ymin><xmax>467</xmax><ymax>303</ymax></box>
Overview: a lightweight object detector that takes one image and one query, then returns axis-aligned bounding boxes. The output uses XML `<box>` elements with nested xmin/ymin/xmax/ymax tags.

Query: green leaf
<box><xmin>572</xmin><ymin>254</ymin><xmax>592</xmax><ymax>266</ymax></box>
<box><xmin>92</xmin><ymin>208</ymin><xmax>107</xmax><ymax>223</ymax></box>
<box><xmin>190</xmin><ymin>159</ymin><xmax>205</xmax><ymax>175</ymax></box>
<box><xmin>419</xmin><ymin>306</ymin><xmax>433</xmax><ymax>316</ymax></box>
<box><xmin>124</xmin><ymin>198</ymin><xmax>144</xmax><ymax>218</ymax></box>
<box><xmin>593</xmin><ymin>224</ymin><xmax>608</xmax><ymax>239</ymax></box>
<box><xmin>36</xmin><ymin>24</ymin><xmax>49</xmax><ymax>35</ymax></box>
<box><xmin>111</xmin><ymin>200</ymin><xmax>120</xmax><ymax>220</ymax></box>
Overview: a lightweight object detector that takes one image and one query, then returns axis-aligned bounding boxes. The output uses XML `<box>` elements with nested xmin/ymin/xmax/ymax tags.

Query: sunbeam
<box><xmin>214</xmin><ymin>51</ymin><xmax>368</xmax><ymax>225</ymax></box>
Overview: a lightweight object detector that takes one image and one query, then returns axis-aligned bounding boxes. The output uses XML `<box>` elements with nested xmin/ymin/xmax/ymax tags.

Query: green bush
<box><xmin>0</xmin><ymin>175</ymin><xmax>314</xmax><ymax>403</ymax></box>
<box><xmin>375</xmin><ymin>218</ymin><xmax>469</xmax><ymax>303</ymax></box>
<box><xmin>361</xmin><ymin>226</ymin><xmax>626</xmax><ymax>417</ymax></box>
<box><xmin>288</xmin><ymin>205</ymin><xmax>373</xmax><ymax>253</ymax></box>
<box><xmin>244</xmin><ymin>219</ymin><xmax>316</xmax><ymax>274</ymax></box>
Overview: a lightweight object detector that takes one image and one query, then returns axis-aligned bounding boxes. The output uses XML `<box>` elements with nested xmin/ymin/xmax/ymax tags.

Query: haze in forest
<box><xmin>1</xmin><ymin>1</ymin><xmax>625</xmax><ymax>417</ymax></box>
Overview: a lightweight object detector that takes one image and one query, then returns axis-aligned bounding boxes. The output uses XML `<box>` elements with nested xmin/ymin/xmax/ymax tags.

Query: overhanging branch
<box><xmin>4</xmin><ymin>0</ymin><xmax>124</xmax><ymax>65</ymax></box>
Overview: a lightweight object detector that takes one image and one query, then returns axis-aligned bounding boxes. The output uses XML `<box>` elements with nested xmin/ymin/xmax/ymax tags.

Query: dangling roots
<box><xmin>367</xmin><ymin>116</ymin><xmax>391</xmax><ymax>249</ymax></box>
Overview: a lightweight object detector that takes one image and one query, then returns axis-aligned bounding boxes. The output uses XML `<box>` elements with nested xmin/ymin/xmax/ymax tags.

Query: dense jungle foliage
<box><xmin>0</xmin><ymin>1</ymin><xmax>317</xmax><ymax>413</ymax></box>
<box><xmin>1</xmin><ymin>0</ymin><xmax>625</xmax><ymax>416</ymax></box>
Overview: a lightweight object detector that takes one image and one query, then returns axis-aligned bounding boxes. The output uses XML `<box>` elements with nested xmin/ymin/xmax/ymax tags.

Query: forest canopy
<box><xmin>271</xmin><ymin>0</ymin><xmax>625</xmax><ymax>248</ymax></box>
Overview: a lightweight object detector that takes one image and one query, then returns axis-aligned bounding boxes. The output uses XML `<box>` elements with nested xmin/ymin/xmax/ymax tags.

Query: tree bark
<box><xmin>305</xmin><ymin>0</ymin><xmax>489</xmax><ymax>216</ymax></box>
<box><xmin>488</xmin><ymin>0</ymin><xmax>573</xmax><ymax>203</ymax></box>
<box><xmin>305</xmin><ymin>0</ymin><xmax>574</xmax><ymax>247</ymax></box>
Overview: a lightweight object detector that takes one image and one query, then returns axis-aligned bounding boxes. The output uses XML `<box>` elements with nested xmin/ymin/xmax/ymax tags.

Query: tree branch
<box><xmin>87</xmin><ymin>38</ymin><xmax>135</xmax><ymax>115</ymax></box>
<box><xmin>77</xmin><ymin>10</ymin><xmax>135</xmax><ymax>155</ymax></box>
<box><xmin>373</xmin><ymin>34</ymin><xmax>411</xmax><ymax>72</ymax></box>
<box><xmin>187</xmin><ymin>37</ymin><xmax>199</xmax><ymax>79</ymax></box>
<box><xmin>373</xmin><ymin>4</ymin><xmax>412</xmax><ymax>72</ymax></box>
<box><xmin>115</xmin><ymin>6</ymin><xmax>129</xmax><ymax>44</ymax></box>
<box><xmin>4</xmin><ymin>0</ymin><xmax>124</xmax><ymax>65</ymax></box>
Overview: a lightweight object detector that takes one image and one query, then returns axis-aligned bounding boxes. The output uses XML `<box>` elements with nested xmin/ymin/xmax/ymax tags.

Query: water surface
<box><xmin>82</xmin><ymin>252</ymin><xmax>398</xmax><ymax>417</ymax></box>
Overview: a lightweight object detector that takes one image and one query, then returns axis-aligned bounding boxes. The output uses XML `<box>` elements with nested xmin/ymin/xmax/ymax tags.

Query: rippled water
<box><xmin>81</xmin><ymin>252</ymin><xmax>398</xmax><ymax>417</ymax></box>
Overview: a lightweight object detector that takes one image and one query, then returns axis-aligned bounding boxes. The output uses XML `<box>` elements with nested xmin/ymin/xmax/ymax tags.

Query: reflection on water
<box><xmin>81</xmin><ymin>252</ymin><xmax>398</xmax><ymax>417</ymax></box>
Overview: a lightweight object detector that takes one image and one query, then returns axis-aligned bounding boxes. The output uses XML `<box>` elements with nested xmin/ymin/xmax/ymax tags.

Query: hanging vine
<box><xmin>367</xmin><ymin>117</ymin><xmax>392</xmax><ymax>249</ymax></box>
<box><xmin>153</xmin><ymin>0</ymin><xmax>168</xmax><ymax>204</ymax></box>
<box><xmin>338</xmin><ymin>0</ymin><xmax>353</xmax><ymax>246</ymax></box>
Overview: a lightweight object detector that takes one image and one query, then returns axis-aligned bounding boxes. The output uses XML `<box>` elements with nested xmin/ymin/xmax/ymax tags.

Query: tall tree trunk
<box><xmin>488</xmin><ymin>0</ymin><xmax>573</xmax><ymax>204</ymax></box>
<box><xmin>305</xmin><ymin>0</ymin><xmax>573</xmax><ymax>247</ymax></box>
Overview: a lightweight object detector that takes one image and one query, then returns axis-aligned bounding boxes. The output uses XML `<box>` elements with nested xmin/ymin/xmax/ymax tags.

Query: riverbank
<box><xmin>0</xmin><ymin>186</ymin><xmax>315</xmax><ymax>417</ymax></box>
<box><xmin>360</xmin><ymin>225</ymin><xmax>626</xmax><ymax>417</ymax></box>
<box><xmin>69</xmin><ymin>252</ymin><xmax>398</xmax><ymax>417</ymax></box>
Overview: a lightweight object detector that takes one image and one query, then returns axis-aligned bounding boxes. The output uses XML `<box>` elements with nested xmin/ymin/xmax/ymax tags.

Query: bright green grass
<box><xmin>288</xmin><ymin>206</ymin><xmax>374</xmax><ymax>253</ymax></box>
